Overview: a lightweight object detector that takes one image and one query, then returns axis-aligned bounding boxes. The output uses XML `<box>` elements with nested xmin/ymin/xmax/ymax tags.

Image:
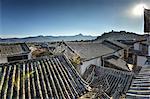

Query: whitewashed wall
<box><xmin>137</xmin><ymin>56</ymin><xmax>147</xmax><ymax>67</ymax></box>
<box><xmin>80</xmin><ymin>57</ymin><xmax>101</xmax><ymax>75</ymax></box>
<box><xmin>28</xmin><ymin>53</ymin><xmax>32</xmax><ymax>59</ymax></box>
<box><xmin>148</xmin><ymin>46</ymin><xmax>150</xmax><ymax>56</ymax></box>
<box><xmin>134</xmin><ymin>43</ymin><xmax>140</xmax><ymax>50</ymax></box>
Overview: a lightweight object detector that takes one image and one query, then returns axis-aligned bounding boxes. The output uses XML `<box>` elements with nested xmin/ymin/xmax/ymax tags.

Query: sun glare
<box><xmin>132</xmin><ymin>3</ymin><xmax>148</xmax><ymax>16</ymax></box>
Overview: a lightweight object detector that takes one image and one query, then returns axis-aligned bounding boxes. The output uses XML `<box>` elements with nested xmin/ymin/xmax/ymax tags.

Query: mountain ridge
<box><xmin>1</xmin><ymin>31</ymin><xmax>147</xmax><ymax>43</ymax></box>
<box><xmin>94</xmin><ymin>31</ymin><xmax>146</xmax><ymax>42</ymax></box>
<box><xmin>0</xmin><ymin>33</ymin><xmax>97</xmax><ymax>43</ymax></box>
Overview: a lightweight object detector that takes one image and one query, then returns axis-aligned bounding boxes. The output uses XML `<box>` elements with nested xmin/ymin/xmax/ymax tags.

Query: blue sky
<box><xmin>1</xmin><ymin>0</ymin><xmax>150</xmax><ymax>38</ymax></box>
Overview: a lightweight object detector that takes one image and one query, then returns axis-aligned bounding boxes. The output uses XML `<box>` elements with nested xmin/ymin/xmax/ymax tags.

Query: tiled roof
<box><xmin>126</xmin><ymin>65</ymin><xmax>150</xmax><ymax>98</ymax></box>
<box><xmin>101</xmin><ymin>40</ymin><xmax>123</xmax><ymax>51</ymax></box>
<box><xmin>140</xmin><ymin>40</ymin><xmax>150</xmax><ymax>45</ymax></box>
<box><xmin>65</xmin><ymin>42</ymin><xmax>115</xmax><ymax>61</ymax></box>
<box><xmin>105</xmin><ymin>57</ymin><xmax>130</xmax><ymax>71</ymax></box>
<box><xmin>0</xmin><ymin>55</ymin><xmax>89</xmax><ymax>99</ymax></box>
<box><xmin>106</xmin><ymin>40</ymin><xmax>128</xmax><ymax>49</ymax></box>
<box><xmin>0</xmin><ymin>43</ymin><xmax>30</xmax><ymax>57</ymax></box>
<box><xmin>83</xmin><ymin>65</ymin><xmax>133</xmax><ymax>97</ymax></box>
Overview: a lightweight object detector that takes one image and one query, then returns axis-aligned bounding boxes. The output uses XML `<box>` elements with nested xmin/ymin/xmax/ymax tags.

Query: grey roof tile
<box><xmin>0</xmin><ymin>55</ymin><xmax>89</xmax><ymax>99</ymax></box>
<box><xmin>0</xmin><ymin>43</ymin><xmax>30</xmax><ymax>57</ymax></box>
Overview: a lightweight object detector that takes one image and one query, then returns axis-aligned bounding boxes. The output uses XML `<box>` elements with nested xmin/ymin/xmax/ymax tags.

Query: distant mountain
<box><xmin>94</xmin><ymin>31</ymin><xmax>146</xmax><ymax>42</ymax></box>
<box><xmin>0</xmin><ymin>34</ymin><xmax>97</xmax><ymax>43</ymax></box>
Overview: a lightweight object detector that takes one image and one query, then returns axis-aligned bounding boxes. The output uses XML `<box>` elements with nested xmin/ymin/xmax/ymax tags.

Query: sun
<box><xmin>132</xmin><ymin>3</ymin><xmax>148</xmax><ymax>16</ymax></box>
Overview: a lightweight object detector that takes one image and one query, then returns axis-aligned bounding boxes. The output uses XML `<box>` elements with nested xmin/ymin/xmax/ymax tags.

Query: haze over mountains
<box><xmin>0</xmin><ymin>31</ymin><xmax>147</xmax><ymax>43</ymax></box>
<box><xmin>0</xmin><ymin>34</ymin><xmax>96</xmax><ymax>43</ymax></box>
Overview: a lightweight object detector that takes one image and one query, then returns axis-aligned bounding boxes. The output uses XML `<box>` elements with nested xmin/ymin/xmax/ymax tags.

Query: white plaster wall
<box><xmin>80</xmin><ymin>57</ymin><xmax>101</xmax><ymax>75</ymax></box>
<box><xmin>137</xmin><ymin>56</ymin><xmax>147</xmax><ymax>67</ymax></box>
<box><xmin>0</xmin><ymin>56</ymin><xmax>7</xmax><ymax>64</ymax></box>
<box><xmin>28</xmin><ymin>53</ymin><xmax>32</xmax><ymax>59</ymax></box>
<box><xmin>148</xmin><ymin>46</ymin><xmax>150</xmax><ymax>56</ymax></box>
<box><xmin>134</xmin><ymin>43</ymin><xmax>140</xmax><ymax>50</ymax></box>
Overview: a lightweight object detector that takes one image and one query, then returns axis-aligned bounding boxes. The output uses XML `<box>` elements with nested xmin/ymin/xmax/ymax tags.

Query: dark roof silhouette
<box><xmin>83</xmin><ymin>65</ymin><xmax>134</xmax><ymax>97</ymax></box>
<box><xmin>126</xmin><ymin>65</ymin><xmax>150</xmax><ymax>98</ymax></box>
<box><xmin>0</xmin><ymin>54</ymin><xmax>90</xmax><ymax>98</ymax></box>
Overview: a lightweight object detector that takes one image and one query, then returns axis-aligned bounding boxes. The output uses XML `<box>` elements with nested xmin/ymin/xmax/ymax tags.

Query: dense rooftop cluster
<box><xmin>0</xmin><ymin>32</ymin><xmax>150</xmax><ymax>98</ymax></box>
<box><xmin>83</xmin><ymin>65</ymin><xmax>134</xmax><ymax>98</ymax></box>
